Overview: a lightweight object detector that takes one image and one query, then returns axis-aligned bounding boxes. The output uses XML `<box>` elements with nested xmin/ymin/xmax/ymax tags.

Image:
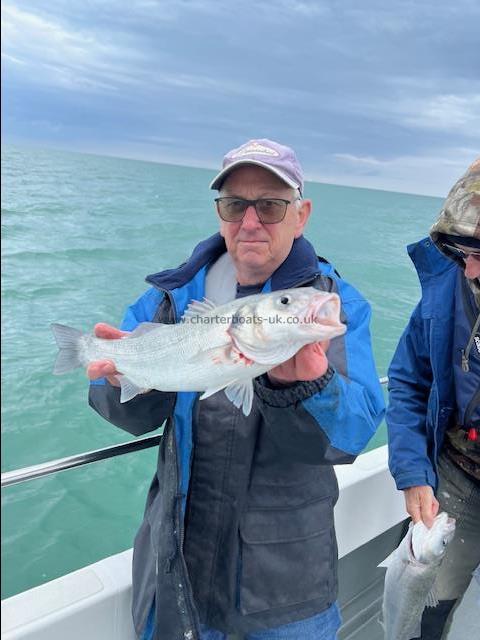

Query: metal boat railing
<box><xmin>1</xmin><ymin>377</ymin><xmax>389</xmax><ymax>488</ymax></box>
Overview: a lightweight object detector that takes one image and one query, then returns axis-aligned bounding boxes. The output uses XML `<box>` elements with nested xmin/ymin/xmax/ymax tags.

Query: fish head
<box><xmin>228</xmin><ymin>287</ymin><xmax>346</xmax><ymax>365</ymax></box>
<box><xmin>411</xmin><ymin>512</ymin><xmax>456</xmax><ymax>564</ymax></box>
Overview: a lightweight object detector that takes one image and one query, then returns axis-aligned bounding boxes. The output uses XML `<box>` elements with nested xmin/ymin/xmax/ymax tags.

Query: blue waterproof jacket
<box><xmin>89</xmin><ymin>233</ymin><xmax>385</xmax><ymax>639</ymax></box>
<box><xmin>386</xmin><ymin>238</ymin><xmax>458</xmax><ymax>491</ymax></box>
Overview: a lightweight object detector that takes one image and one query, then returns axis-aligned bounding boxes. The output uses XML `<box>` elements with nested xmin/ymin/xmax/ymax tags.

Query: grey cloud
<box><xmin>2</xmin><ymin>0</ymin><xmax>480</xmax><ymax>195</ymax></box>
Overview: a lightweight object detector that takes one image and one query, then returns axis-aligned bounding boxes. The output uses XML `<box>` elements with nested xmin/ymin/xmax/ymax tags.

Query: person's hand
<box><xmin>267</xmin><ymin>341</ymin><xmax>330</xmax><ymax>385</ymax></box>
<box><xmin>86</xmin><ymin>323</ymin><xmax>129</xmax><ymax>387</ymax></box>
<box><xmin>403</xmin><ymin>485</ymin><xmax>439</xmax><ymax>528</ymax></box>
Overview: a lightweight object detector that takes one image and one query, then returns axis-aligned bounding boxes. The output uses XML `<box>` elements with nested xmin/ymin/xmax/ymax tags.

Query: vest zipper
<box><xmin>460</xmin><ymin>275</ymin><xmax>480</xmax><ymax>372</ymax></box>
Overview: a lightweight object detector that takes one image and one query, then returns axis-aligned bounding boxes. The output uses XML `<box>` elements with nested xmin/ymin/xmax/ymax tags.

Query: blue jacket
<box><xmin>386</xmin><ymin>238</ymin><xmax>458</xmax><ymax>491</ymax></box>
<box><xmin>89</xmin><ymin>233</ymin><xmax>385</xmax><ymax>639</ymax></box>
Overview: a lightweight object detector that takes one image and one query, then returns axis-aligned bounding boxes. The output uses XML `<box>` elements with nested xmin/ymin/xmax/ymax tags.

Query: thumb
<box><xmin>318</xmin><ymin>339</ymin><xmax>330</xmax><ymax>353</ymax></box>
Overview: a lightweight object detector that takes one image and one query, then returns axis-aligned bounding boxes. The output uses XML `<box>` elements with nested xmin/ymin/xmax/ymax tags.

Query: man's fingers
<box><xmin>94</xmin><ymin>323</ymin><xmax>129</xmax><ymax>340</ymax></box>
<box><xmin>422</xmin><ymin>490</ymin><xmax>439</xmax><ymax>528</ymax></box>
<box><xmin>422</xmin><ymin>496</ymin><xmax>440</xmax><ymax>528</ymax></box>
<box><xmin>404</xmin><ymin>487</ymin><xmax>424</xmax><ymax>524</ymax></box>
<box><xmin>421</xmin><ymin>502</ymin><xmax>435</xmax><ymax>528</ymax></box>
<box><xmin>88</xmin><ymin>324</ymin><xmax>126</xmax><ymax>386</ymax></box>
<box><xmin>87</xmin><ymin>359</ymin><xmax>118</xmax><ymax>381</ymax></box>
<box><xmin>408</xmin><ymin>503</ymin><xmax>422</xmax><ymax>524</ymax></box>
<box><xmin>404</xmin><ymin>486</ymin><xmax>438</xmax><ymax>527</ymax></box>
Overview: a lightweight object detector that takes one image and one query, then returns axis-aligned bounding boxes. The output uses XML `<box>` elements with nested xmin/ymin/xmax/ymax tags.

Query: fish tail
<box><xmin>51</xmin><ymin>323</ymin><xmax>84</xmax><ymax>374</ymax></box>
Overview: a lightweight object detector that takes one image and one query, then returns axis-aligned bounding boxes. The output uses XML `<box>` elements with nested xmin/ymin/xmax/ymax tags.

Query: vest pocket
<box><xmin>238</xmin><ymin>497</ymin><xmax>334</xmax><ymax>615</ymax></box>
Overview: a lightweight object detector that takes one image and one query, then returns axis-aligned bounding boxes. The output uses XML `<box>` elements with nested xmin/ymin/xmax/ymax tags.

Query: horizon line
<box><xmin>2</xmin><ymin>140</ymin><xmax>445</xmax><ymax>200</ymax></box>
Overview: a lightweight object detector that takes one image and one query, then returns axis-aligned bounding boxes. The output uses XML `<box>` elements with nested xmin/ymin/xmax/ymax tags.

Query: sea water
<box><xmin>1</xmin><ymin>145</ymin><xmax>442</xmax><ymax>598</ymax></box>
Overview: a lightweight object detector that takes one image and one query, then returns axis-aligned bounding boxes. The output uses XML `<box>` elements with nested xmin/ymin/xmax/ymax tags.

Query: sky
<box><xmin>2</xmin><ymin>0</ymin><xmax>479</xmax><ymax>196</ymax></box>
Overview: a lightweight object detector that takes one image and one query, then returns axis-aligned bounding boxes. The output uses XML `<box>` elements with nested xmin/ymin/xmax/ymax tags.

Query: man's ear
<box><xmin>294</xmin><ymin>199</ymin><xmax>312</xmax><ymax>238</ymax></box>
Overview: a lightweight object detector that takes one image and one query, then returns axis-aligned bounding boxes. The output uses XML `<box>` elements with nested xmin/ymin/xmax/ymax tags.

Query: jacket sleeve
<box><xmin>88</xmin><ymin>288</ymin><xmax>176</xmax><ymax>436</ymax></box>
<box><xmin>385</xmin><ymin>303</ymin><xmax>436</xmax><ymax>490</ymax></box>
<box><xmin>254</xmin><ymin>290</ymin><xmax>385</xmax><ymax>465</ymax></box>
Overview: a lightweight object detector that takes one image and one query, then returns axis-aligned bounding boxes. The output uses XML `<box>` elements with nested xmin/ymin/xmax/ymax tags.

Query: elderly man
<box><xmin>88</xmin><ymin>139</ymin><xmax>385</xmax><ymax>640</ymax></box>
<box><xmin>386</xmin><ymin>158</ymin><xmax>480</xmax><ymax>640</ymax></box>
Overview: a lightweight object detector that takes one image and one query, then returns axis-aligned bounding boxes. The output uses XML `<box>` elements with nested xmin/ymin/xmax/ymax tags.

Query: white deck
<box><xmin>2</xmin><ymin>445</ymin><xmax>477</xmax><ymax>639</ymax></box>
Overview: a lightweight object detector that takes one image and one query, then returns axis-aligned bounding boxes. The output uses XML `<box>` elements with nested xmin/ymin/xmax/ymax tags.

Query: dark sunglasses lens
<box><xmin>217</xmin><ymin>199</ymin><xmax>247</xmax><ymax>221</ymax></box>
<box><xmin>257</xmin><ymin>199</ymin><xmax>287</xmax><ymax>223</ymax></box>
<box><xmin>444</xmin><ymin>244</ymin><xmax>463</xmax><ymax>258</ymax></box>
<box><xmin>444</xmin><ymin>243</ymin><xmax>480</xmax><ymax>260</ymax></box>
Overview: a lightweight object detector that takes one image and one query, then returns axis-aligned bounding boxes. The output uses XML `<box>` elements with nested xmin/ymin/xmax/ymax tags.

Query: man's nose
<box><xmin>241</xmin><ymin>205</ymin><xmax>262</xmax><ymax>228</ymax></box>
<box><xmin>464</xmin><ymin>255</ymin><xmax>480</xmax><ymax>280</ymax></box>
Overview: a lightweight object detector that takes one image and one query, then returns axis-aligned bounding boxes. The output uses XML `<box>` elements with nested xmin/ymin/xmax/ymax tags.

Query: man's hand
<box><xmin>267</xmin><ymin>341</ymin><xmax>330</xmax><ymax>385</ymax></box>
<box><xmin>403</xmin><ymin>485</ymin><xmax>439</xmax><ymax>528</ymax></box>
<box><xmin>86</xmin><ymin>323</ymin><xmax>129</xmax><ymax>387</ymax></box>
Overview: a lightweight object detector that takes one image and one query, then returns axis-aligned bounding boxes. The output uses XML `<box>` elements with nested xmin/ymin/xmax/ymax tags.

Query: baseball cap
<box><xmin>430</xmin><ymin>157</ymin><xmax>480</xmax><ymax>255</ymax></box>
<box><xmin>209</xmin><ymin>138</ymin><xmax>304</xmax><ymax>194</ymax></box>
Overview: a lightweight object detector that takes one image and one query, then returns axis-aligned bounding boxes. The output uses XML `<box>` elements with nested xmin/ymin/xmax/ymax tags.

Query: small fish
<box><xmin>379</xmin><ymin>512</ymin><xmax>456</xmax><ymax>640</ymax></box>
<box><xmin>51</xmin><ymin>287</ymin><xmax>345</xmax><ymax>415</ymax></box>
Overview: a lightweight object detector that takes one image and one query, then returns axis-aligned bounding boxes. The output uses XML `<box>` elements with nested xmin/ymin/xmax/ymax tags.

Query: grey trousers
<box><xmin>428</xmin><ymin>451</ymin><xmax>480</xmax><ymax>639</ymax></box>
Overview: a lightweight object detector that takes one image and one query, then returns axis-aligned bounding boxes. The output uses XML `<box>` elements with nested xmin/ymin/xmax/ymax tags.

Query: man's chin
<box><xmin>236</xmin><ymin>248</ymin><xmax>270</xmax><ymax>268</ymax></box>
<box><xmin>237</xmin><ymin>243</ymin><xmax>268</xmax><ymax>257</ymax></box>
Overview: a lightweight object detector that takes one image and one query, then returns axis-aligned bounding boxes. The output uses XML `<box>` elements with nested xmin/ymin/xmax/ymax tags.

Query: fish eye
<box><xmin>280</xmin><ymin>295</ymin><xmax>291</xmax><ymax>305</ymax></box>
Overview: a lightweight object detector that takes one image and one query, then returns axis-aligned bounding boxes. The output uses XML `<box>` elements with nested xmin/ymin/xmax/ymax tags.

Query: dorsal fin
<box><xmin>182</xmin><ymin>297</ymin><xmax>217</xmax><ymax>322</ymax></box>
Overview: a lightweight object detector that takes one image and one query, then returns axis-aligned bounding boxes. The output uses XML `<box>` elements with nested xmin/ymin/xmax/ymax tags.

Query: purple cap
<box><xmin>210</xmin><ymin>138</ymin><xmax>304</xmax><ymax>194</ymax></box>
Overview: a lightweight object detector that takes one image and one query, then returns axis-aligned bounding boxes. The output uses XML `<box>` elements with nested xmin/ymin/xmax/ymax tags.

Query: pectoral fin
<box><xmin>188</xmin><ymin>344</ymin><xmax>236</xmax><ymax>366</ymax></box>
<box><xmin>230</xmin><ymin>336</ymin><xmax>302</xmax><ymax>366</ymax></box>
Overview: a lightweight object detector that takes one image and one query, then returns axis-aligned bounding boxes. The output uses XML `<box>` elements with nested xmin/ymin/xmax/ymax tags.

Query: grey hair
<box><xmin>293</xmin><ymin>189</ymin><xmax>303</xmax><ymax>209</ymax></box>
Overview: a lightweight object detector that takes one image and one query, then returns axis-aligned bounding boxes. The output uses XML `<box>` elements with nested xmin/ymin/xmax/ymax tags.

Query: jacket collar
<box><xmin>407</xmin><ymin>237</ymin><xmax>457</xmax><ymax>284</ymax></box>
<box><xmin>146</xmin><ymin>233</ymin><xmax>321</xmax><ymax>292</ymax></box>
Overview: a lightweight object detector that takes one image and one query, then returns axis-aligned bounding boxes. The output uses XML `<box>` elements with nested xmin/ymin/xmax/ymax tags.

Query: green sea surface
<box><xmin>1</xmin><ymin>145</ymin><xmax>443</xmax><ymax>599</ymax></box>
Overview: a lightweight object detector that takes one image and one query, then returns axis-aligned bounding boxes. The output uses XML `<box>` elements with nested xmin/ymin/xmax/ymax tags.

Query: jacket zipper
<box><xmin>171</xmin><ymin>432</ymin><xmax>199</xmax><ymax>640</ymax></box>
<box><xmin>459</xmin><ymin>276</ymin><xmax>480</xmax><ymax>429</ymax></box>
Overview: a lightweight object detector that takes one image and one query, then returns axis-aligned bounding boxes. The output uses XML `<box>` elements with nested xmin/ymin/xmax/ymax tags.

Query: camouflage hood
<box><xmin>430</xmin><ymin>158</ymin><xmax>480</xmax><ymax>304</ymax></box>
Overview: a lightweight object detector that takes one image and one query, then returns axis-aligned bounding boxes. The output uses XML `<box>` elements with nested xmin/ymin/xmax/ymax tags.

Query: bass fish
<box><xmin>52</xmin><ymin>287</ymin><xmax>345</xmax><ymax>415</ymax></box>
<box><xmin>379</xmin><ymin>512</ymin><xmax>456</xmax><ymax>640</ymax></box>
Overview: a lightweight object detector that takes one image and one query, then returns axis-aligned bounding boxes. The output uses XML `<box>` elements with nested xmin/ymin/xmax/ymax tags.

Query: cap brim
<box><xmin>209</xmin><ymin>160</ymin><xmax>300</xmax><ymax>191</ymax></box>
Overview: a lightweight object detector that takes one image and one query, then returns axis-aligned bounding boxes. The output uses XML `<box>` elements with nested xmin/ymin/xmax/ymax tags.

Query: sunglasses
<box><xmin>443</xmin><ymin>243</ymin><xmax>480</xmax><ymax>261</ymax></box>
<box><xmin>215</xmin><ymin>197</ymin><xmax>299</xmax><ymax>224</ymax></box>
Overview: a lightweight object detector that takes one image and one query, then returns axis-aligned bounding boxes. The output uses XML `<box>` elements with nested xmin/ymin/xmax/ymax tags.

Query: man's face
<box><xmin>218</xmin><ymin>165</ymin><xmax>311</xmax><ymax>280</ymax></box>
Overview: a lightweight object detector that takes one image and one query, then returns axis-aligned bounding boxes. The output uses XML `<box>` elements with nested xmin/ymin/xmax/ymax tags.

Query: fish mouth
<box><xmin>301</xmin><ymin>296</ymin><xmax>344</xmax><ymax>331</ymax></box>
